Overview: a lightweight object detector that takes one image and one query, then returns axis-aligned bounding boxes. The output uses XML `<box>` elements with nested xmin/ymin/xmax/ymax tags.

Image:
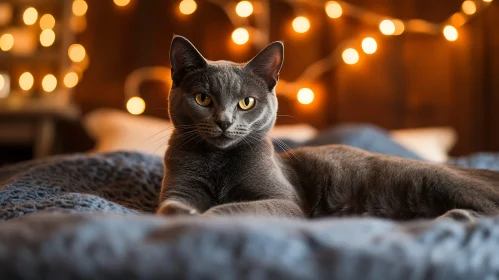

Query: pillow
<box><xmin>83</xmin><ymin>108</ymin><xmax>318</xmax><ymax>155</ymax></box>
<box><xmin>390</xmin><ymin>127</ymin><xmax>457</xmax><ymax>162</ymax></box>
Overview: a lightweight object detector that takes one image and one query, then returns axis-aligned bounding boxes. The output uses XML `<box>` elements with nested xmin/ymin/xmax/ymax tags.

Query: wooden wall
<box><xmin>73</xmin><ymin>0</ymin><xmax>499</xmax><ymax>155</ymax></box>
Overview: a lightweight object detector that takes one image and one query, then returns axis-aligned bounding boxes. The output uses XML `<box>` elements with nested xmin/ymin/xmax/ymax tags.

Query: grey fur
<box><xmin>158</xmin><ymin>36</ymin><xmax>499</xmax><ymax>220</ymax></box>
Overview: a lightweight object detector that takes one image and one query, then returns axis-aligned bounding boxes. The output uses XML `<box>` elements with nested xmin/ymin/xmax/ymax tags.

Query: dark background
<box><xmin>70</xmin><ymin>0</ymin><xmax>499</xmax><ymax>156</ymax></box>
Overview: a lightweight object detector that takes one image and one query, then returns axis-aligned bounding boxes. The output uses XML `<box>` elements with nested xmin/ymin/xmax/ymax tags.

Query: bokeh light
<box><xmin>443</xmin><ymin>25</ymin><xmax>458</xmax><ymax>41</ymax></box>
<box><xmin>0</xmin><ymin>33</ymin><xmax>13</xmax><ymax>51</ymax></box>
<box><xmin>179</xmin><ymin>0</ymin><xmax>197</xmax><ymax>15</ymax></box>
<box><xmin>342</xmin><ymin>48</ymin><xmax>359</xmax><ymax>65</ymax></box>
<box><xmin>325</xmin><ymin>1</ymin><xmax>342</xmax><ymax>19</ymax></box>
<box><xmin>68</xmin><ymin>44</ymin><xmax>86</xmax><ymax>62</ymax></box>
<box><xmin>0</xmin><ymin>75</ymin><xmax>4</xmax><ymax>91</ymax></box>
<box><xmin>40</xmin><ymin>29</ymin><xmax>55</xmax><ymax>47</ymax></box>
<box><xmin>484</xmin><ymin>0</ymin><xmax>492</xmax><ymax>2</ymax></box>
<box><xmin>462</xmin><ymin>0</ymin><xmax>477</xmax><ymax>15</ymax></box>
<box><xmin>127</xmin><ymin>96</ymin><xmax>146</xmax><ymax>115</ymax></box>
<box><xmin>23</xmin><ymin>7</ymin><xmax>38</xmax><ymax>25</ymax></box>
<box><xmin>40</xmin><ymin>14</ymin><xmax>55</xmax><ymax>30</ymax></box>
<box><xmin>393</xmin><ymin>19</ymin><xmax>405</xmax><ymax>35</ymax></box>
<box><xmin>64</xmin><ymin>72</ymin><xmax>79</xmax><ymax>88</ymax></box>
<box><xmin>232</xmin><ymin>27</ymin><xmax>249</xmax><ymax>45</ymax></box>
<box><xmin>379</xmin><ymin>19</ymin><xmax>396</xmax><ymax>35</ymax></box>
<box><xmin>42</xmin><ymin>74</ymin><xmax>57</xmax><ymax>92</ymax></box>
<box><xmin>72</xmin><ymin>0</ymin><xmax>88</xmax><ymax>16</ymax></box>
<box><xmin>297</xmin><ymin>88</ymin><xmax>314</xmax><ymax>105</ymax></box>
<box><xmin>114</xmin><ymin>0</ymin><xmax>130</xmax><ymax>6</ymax></box>
<box><xmin>235</xmin><ymin>1</ymin><xmax>253</xmax><ymax>17</ymax></box>
<box><xmin>362</xmin><ymin>37</ymin><xmax>377</xmax><ymax>54</ymax></box>
<box><xmin>19</xmin><ymin>72</ymin><xmax>34</xmax><ymax>91</ymax></box>
<box><xmin>292</xmin><ymin>16</ymin><xmax>310</xmax><ymax>33</ymax></box>
<box><xmin>450</xmin><ymin>13</ymin><xmax>467</xmax><ymax>27</ymax></box>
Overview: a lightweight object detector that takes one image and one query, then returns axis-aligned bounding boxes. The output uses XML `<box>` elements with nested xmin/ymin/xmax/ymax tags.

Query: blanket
<box><xmin>1</xmin><ymin>151</ymin><xmax>499</xmax><ymax>279</ymax></box>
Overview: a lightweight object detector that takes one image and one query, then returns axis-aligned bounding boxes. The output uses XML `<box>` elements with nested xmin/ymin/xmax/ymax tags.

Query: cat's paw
<box><xmin>436</xmin><ymin>209</ymin><xmax>479</xmax><ymax>222</ymax></box>
<box><xmin>156</xmin><ymin>201</ymin><xmax>198</xmax><ymax>216</ymax></box>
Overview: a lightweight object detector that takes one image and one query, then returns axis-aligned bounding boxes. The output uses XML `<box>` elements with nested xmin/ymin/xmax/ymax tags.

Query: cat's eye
<box><xmin>195</xmin><ymin>93</ymin><xmax>212</xmax><ymax>107</ymax></box>
<box><xmin>238</xmin><ymin>97</ymin><xmax>255</xmax><ymax>110</ymax></box>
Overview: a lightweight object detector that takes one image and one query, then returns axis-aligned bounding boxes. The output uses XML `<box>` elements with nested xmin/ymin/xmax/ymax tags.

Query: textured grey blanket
<box><xmin>1</xmin><ymin>151</ymin><xmax>499</xmax><ymax>279</ymax></box>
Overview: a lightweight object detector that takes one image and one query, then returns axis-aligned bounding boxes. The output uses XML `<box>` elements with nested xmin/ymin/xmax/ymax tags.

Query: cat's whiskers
<box><xmin>272</xmin><ymin>138</ymin><xmax>300</xmax><ymax>162</ymax></box>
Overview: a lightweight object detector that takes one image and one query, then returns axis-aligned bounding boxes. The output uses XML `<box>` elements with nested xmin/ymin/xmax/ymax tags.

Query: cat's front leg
<box><xmin>156</xmin><ymin>200</ymin><xmax>199</xmax><ymax>216</ymax></box>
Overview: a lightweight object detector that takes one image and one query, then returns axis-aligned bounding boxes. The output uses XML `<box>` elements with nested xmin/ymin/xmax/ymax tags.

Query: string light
<box><xmin>23</xmin><ymin>7</ymin><xmax>38</xmax><ymax>25</ymax></box>
<box><xmin>72</xmin><ymin>0</ymin><xmax>88</xmax><ymax>16</ymax></box>
<box><xmin>362</xmin><ymin>37</ymin><xmax>377</xmax><ymax>54</ymax></box>
<box><xmin>232</xmin><ymin>27</ymin><xmax>249</xmax><ymax>45</ymax></box>
<box><xmin>443</xmin><ymin>25</ymin><xmax>458</xmax><ymax>41</ymax></box>
<box><xmin>297</xmin><ymin>88</ymin><xmax>314</xmax><ymax>105</ymax></box>
<box><xmin>325</xmin><ymin>1</ymin><xmax>342</xmax><ymax>19</ymax></box>
<box><xmin>235</xmin><ymin>1</ymin><xmax>253</xmax><ymax>18</ymax></box>
<box><xmin>0</xmin><ymin>33</ymin><xmax>13</xmax><ymax>51</ymax></box>
<box><xmin>379</xmin><ymin>19</ymin><xmax>395</xmax><ymax>35</ymax></box>
<box><xmin>40</xmin><ymin>14</ymin><xmax>55</xmax><ymax>30</ymax></box>
<box><xmin>68</xmin><ymin>44</ymin><xmax>86</xmax><ymax>62</ymax></box>
<box><xmin>462</xmin><ymin>0</ymin><xmax>477</xmax><ymax>15</ymax></box>
<box><xmin>64</xmin><ymin>72</ymin><xmax>79</xmax><ymax>88</ymax></box>
<box><xmin>179</xmin><ymin>0</ymin><xmax>197</xmax><ymax>15</ymax></box>
<box><xmin>342</xmin><ymin>48</ymin><xmax>359</xmax><ymax>65</ymax></box>
<box><xmin>42</xmin><ymin>74</ymin><xmax>57</xmax><ymax>93</ymax></box>
<box><xmin>114</xmin><ymin>0</ymin><xmax>131</xmax><ymax>6</ymax></box>
<box><xmin>292</xmin><ymin>16</ymin><xmax>310</xmax><ymax>33</ymax></box>
<box><xmin>393</xmin><ymin>19</ymin><xmax>405</xmax><ymax>35</ymax></box>
<box><xmin>40</xmin><ymin>29</ymin><xmax>56</xmax><ymax>47</ymax></box>
<box><xmin>127</xmin><ymin>96</ymin><xmax>146</xmax><ymax>115</ymax></box>
<box><xmin>19</xmin><ymin>72</ymin><xmax>34</xmax><ymax>91</ymax></box>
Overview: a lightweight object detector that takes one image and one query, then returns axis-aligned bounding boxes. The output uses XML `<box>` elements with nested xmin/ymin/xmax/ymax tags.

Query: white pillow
<box><xmin>83</xmin><ymin>108</ymin><xmax>318</xmax><ymax>155</ymax></box>
<box><xmin>390</xmin><ymin>127</ymin><xmax>457</xmax><ymax>162</ymax></box>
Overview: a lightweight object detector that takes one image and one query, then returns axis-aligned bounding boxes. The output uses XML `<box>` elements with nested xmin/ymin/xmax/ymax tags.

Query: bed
<box><xmin>1</xmin><ymin>109</ymin><xmax>499</xmax><ymax>279</ymax></box>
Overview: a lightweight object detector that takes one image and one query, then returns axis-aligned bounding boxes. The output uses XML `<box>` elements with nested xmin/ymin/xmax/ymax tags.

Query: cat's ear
<box><xmin>244</xmin><ymin>41</ymin><xmax>284</xmax><ymax>90</ymax></box>
<box><xmin>170</xmin><ymin>35</ymin><xmax>207</xmax><ymax>87</ymax></box>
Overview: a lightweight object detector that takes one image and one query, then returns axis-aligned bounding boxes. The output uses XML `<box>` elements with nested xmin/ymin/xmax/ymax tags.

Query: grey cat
<box><xmin>157</xmin><ymin>35</ymin><xmax>499</xmax><ymax>221</ymax></box>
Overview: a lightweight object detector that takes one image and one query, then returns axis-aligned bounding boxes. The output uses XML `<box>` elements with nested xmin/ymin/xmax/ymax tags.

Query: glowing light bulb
<box><xmin>42</xmin><ymin>74</ymin><xmax>57</xmax><ymax>93</ymax></box>
<box><xmin>114</xmin><ymin>0</ymin><xmax>130</xmax><ymax>6</ymax></box>
<box><xmin>23</xmin><ymin>7</ymin><xmax>38</xmax><ymax>25</ymax></box>
<box><xmin>292</xmin><ymin>16</ymin><xmax>310</xmax><ymax>33</ymax></box>
<box><xmin>362</xmin><ymin>37</ymin><xmax>377</xmax><ymax>54</ymax></box>
<box><xmin>68</xmin><ymin>44</ymin><xmax>86</xmax><ymax>62</ymax></box>
<box><xmin>297</xmin><ymin>88</ymin><xmax>314</xmax><ymax>105</ymax></box>
<box><xmin>64</xmin><ymin>72</ymin><xmax>79</xmax><ymax>88</ymax></box>
<box><xmin>40</xmin><ymin>14</ymin><xmax>55</xmax><ymax>30</ymax></box>
<box><xmin>232</xmin><ymin>27</ymin><xmax>249</xmax><ymax>45</ymax></box>
<box><xmin>19</xmin><ymin>72</ymin><xmax>34</xmax><ymax>91</ymax></box>
<box><xmin>379</xmin><ymin>19</ymin><xmax>395</xmax><ymax>35</ymax></box>
<box><xmin>40</xmin><ymin>29</ymin><xmax>55</xmax><ymax>47</ymax></box>
<box><xmin>443</xmin><ymin>25</ymin><xmax>458</xmax><ymax>41</ymax></box>
<box><xmin>126</xmin><ymin>96</ymin><xmax>146</xmax><ymax>115</ymax></box>
<box><xmin>484</xmin><ymin>0</ymin><xmax>493</xmax><ymax>2</ymax></box>
<box><xmin>393</xmin><ymin>19</ymin><xmax>405</xmax><ymax>35</ymax></box>
<box><xmin>235</xmin><ymin>1</ymin><xmax>253</xmax><ymax>17</ymax></box>
<box><xmin>462</xmin><ymin>0</ymin><xmax>477</xmax><ymax>15</ymax></box>
<box><xmin>72</xmin><ymin>0</ymin><xmax>88</xmax><ymax>16</ymax></box>
<box><xmin>325</xmin><ymin>1</ymin><xmax>342</xmax><ymax>19</ymax></box>
<box><xmin>342</xmin><ymin>48</ymin><xmax>359</xmax><ymax>65</ymax></box>
<box><xmin>179</xmin><ymin>0</ymin><xmax>197</xmax><ymax>15</ymax></box>
<box><xmin>0</xmin><ymin>33</ymin><xmax>14</xmax><ymax>51</ymax></box>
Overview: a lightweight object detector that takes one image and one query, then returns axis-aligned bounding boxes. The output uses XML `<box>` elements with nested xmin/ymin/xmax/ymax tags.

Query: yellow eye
<box><xmin>238</xmin><ymin>97</ymin><xmax>255</xmax><ymax>110</ymax></box>
<box><xmin>195</xmin><ymin>93</ymin><xmax>212</xmax><ymax>106</ymax></box>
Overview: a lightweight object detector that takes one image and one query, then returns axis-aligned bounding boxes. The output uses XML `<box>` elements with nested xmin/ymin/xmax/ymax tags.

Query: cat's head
<box><xmin>168</xmin><ymin>35</ymin><xmax>283</xmax><ymax>150</ymax></box>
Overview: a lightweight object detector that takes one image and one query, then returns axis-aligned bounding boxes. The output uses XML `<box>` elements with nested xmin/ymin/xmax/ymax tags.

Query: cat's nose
<box><xmin>216</xmin><ymin>121</ymin><xmax>232</xmax><ymax>131</ymax></box>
